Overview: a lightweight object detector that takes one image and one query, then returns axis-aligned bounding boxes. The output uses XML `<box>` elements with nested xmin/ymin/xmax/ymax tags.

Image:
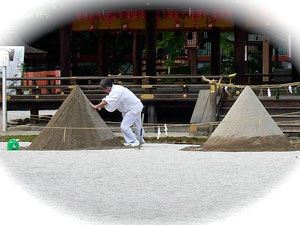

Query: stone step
<box><xmin>278</xmin><ymin>124</ymin><xmax>300</xmax><ymax>131</ymax></box>
<box><xmin>218</xmin><ymin>114</ymin><xmax>300</xmax><ymax>122</ymax></box>
<box><xmin>222</xmin><ymin>98</ymin><xmax>300</xmax><ymax>107</ymax></box>
<box><xmin>219</xmin><ymin>107</ymin><xmax>300</xmax><ymax>115</ymax></box>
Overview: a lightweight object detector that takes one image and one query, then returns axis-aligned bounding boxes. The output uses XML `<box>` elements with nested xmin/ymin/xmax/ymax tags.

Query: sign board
<box><xmin>0</xmin><ymin>49</ymin><xmax>9</xmax><ymax>66</ymax></box>
<box><xmin>0</xmin><ymin>46</ymin><xmax>25</xmax><ymax>95</ymax></box>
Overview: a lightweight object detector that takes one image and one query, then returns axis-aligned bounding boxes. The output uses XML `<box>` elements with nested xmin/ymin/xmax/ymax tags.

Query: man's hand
<box><xmin>89</xmin><ymin>100</ymin><xmax>107</xmax><ymax>110</ymax></box>
<box><xmin>89</xmin><ymin>101</ymin><xmax>97</xmax><ymax>110</ymax></box>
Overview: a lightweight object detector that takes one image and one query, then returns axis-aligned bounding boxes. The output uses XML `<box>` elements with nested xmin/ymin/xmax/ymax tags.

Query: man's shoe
<box><xmin>123</xmin><ymin>142</ymin><xmax>132</xmax><ymax>146</ymax></box>
<box><xmin>130</xmin><ymin>141</ymin><xmax>139</xmax><ymax>147</ymax></box>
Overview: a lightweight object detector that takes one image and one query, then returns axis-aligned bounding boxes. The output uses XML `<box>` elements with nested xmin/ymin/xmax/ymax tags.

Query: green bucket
<box><xmin>7</xmin><ymin>139</ymin><xmax>19</xmax><ymax>151</ymax></box>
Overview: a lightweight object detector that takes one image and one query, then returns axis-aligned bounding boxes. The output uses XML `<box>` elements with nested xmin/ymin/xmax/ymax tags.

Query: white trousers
<box><xmin>121</xmin><ymin>111</ymin><xmax>145</xmax><ymax>144</ymax></box>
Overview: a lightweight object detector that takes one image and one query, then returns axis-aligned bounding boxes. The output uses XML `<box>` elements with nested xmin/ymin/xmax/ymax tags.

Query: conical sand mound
<box><xmin>27</xmin><ymin>86</ymin><xmax>123</xmax><ymax>150</ymax></box>
<box><xmin>202</xmin><ymin>86</ymin><xmax>293</xmax><ymax>151</ymax></box>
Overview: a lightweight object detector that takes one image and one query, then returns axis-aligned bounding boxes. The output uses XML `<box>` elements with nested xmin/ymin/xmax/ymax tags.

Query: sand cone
<box><xmin>27</xmin><ymin>86</ymin><xmax>122</xmax><ymax>150</ymax></box>
<box><xmin>202</xmin><ymin>86</ymin><xmax>293</xmax><ymax>151</ymax></box>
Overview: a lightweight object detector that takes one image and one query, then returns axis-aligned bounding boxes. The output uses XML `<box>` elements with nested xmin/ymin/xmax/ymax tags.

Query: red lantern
<box><xmin>89</xmin><ymin>14</ymin><xmax>94</xmax><ymax>31</ymax></box>
<box><xmin>173</xmin><ymin>11</ymin><xmax>180</xmax><ymax>29</ymax></box>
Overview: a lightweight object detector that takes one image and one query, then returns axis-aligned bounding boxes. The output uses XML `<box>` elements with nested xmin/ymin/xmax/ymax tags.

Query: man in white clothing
<box><xmin>89</xmin><ymin>78</ymin><xmax>145</xmax><ymax>147</ymax></box>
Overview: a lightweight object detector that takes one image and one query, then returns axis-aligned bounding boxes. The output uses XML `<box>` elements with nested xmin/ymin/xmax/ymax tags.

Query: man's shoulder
<box><xmin>111</xmin><ymin>84</ymin><xmax>123</xmax><ymax>91</ymax></box>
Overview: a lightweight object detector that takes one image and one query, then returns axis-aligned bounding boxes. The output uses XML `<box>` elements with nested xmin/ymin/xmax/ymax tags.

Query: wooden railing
<box><xmin>3</xmin><ymin>75</ymin><xmax>225</xmax><ymax>101</ymax></box>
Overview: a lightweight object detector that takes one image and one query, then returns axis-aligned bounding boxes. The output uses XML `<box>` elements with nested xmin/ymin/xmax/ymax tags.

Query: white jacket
<box><xmin>103</xmin><ymin>85</ymin><xmax>143</xmax><ymax>114</ymax></box>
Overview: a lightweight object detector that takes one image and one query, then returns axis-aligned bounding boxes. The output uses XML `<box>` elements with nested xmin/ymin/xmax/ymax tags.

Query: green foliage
<box><xmin>76</xmin><ymin>31</ymin><xmax>133</xmax><ymax>75</ymax></box>
<box><xmin>170</xmin><ymin>66</ymin><xmax>191</xmax><ymax>74</ymax></box>
<box><xmin>220</xmin><ymin>32</ymin><xmax>235</xmax><ymax>75</ymax></box>
<box><xmin>0</xmin><ymin>135</ymin><xmax>37</xmax><ymax>142</ymax></box>
<box><xmin>247</xmin><ymin>50</ymin><xmax>262</xmax><ymax>74</ymax></box>
<box><xmin>22</xmin><ymin>63</ymin><xmax>27</xmax><ymax>73</ymax></box>
<box><xmin>77</xmin><ymin>63</ymin><xmax>98</xmax><ymax>76</ymax></box>
<box><xmin>107</xmin><ymin>32</ymin><xmax>133</xmax><ymax>74</ymax></box>
<box><xmin>198</xmin><ymin>64</ymin><xmax>211</xmax><ymax>75</ymax></box>
<box><xmin>156</xmin><ymin>32</ymin><xmax>185</xmax><ymax>67</ymax></box>
<box><xmin>221</xmin><ymin>32</ymin><xmax>234</xmax><ymax>57</ymax></box>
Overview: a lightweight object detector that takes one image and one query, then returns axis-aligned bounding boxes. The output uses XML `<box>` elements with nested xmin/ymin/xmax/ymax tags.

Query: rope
<box><xmin>2</xmin><ymin>114</ymin><xmax>300</xmax><ymax>132</ymax></box>
<box><xmin>218</xmin><ymin>82</ymin><xmax>300</xmax><ymax>89</ymax></box>
<box><xmin>62</xmin><ymin>127</ymin><xmax>67</xmax><ymax>143</ymax></box>
<box><xmin>202</xmin><ymin>75</ymin><xmax>300</xmax><ymax>89</ymax></box>
<box><xmin>5</xmin><ymin>109</ymin><xmax>300</xmax><ymax>128</ymax></box>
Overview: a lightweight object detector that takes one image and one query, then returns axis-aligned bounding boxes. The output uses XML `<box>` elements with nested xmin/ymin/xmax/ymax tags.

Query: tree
<box><xmin>156</xmin><ymin>32</ymin><xmax>184</xmax><ymax>68</ymax></box>
<box><xmin>220</xmin><ymin>32</ymin><xmax>235</xmax><ymax>75</ymax></box>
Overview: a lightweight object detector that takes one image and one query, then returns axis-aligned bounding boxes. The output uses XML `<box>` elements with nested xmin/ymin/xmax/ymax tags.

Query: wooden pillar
<box><xmin>275</xmin><ymin>48</ymin><xmax>279</xmax><ymax>68</ymax></box>
<box><xmin>133</xmin><ymin>33</ymin><xmax>143</xmax><ymax>84</ymax></box>
<box><xmin>189</xmin><ymin>48</ymin><xmax>198</xmax><ymax>75</ymax></box>
<box><xmin>72</xmin><ymin>31</ymin><xmax>79</xmax><ymax>76</ymax></box>
<box><xmin>262</xmin><ymin>35</ymin><xmax>270</xmax><ymax>83</ymax></box>
<box><xmin>208</xmin><ymin>81</ymin><xmax>217</xmax><ymax>133</ymax></box>
<box><xmin>269</xmin><ymin>44</ymin><xmax>274</xmax><ymax>81</ymax></box>
<box><xmin>60</xmin><ymin>25</ymin><xmax>72</xmax><ymax>85</ymax></box>
<box><xmin>291</xmin><ymin>35</ymin><xmax>300</xmax><ymax>82</ymax></box>
<box><xmin>98</xmin><ymin>30</ymin><xmax>108</xmax><ymax>77</ymax></box>
<box><xmin>234</xmin><ymin>25</ymin><xmax>247</xmax><ymax>84</ymax></box>
<box><xmin>147</xmin><ymin>104</ymin><xmax>157</xmax><ymax>124</ymax></box>
<box><xmin>210</xmin><ymin>27</ymin><xmax>221</xmax><ymax>75</ymax></box>
<box><xmin>145</xmin><ymin>10</ymin><xmax>157</xmax><ymax>79</ymax></box>
<box><xmin>145</xmin><ymin>10</ymin><xmax>157</xmax><ymax>124</ymax></box>
<box><xmin>30</xmin><ymin>108</ymin><xmax>39</xmax><ymax>125</ymax></box>
<box><xmin>269</xmin><ymin>44</ymin><xmax>273</xmax><ymax>73</ymax></box>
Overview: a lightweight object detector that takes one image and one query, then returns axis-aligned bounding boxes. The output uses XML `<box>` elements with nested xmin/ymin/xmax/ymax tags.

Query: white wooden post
<box><xmin>0</xmin><ymin>49</ymin><xmax>9</xmax><ymax>133</ymax></box>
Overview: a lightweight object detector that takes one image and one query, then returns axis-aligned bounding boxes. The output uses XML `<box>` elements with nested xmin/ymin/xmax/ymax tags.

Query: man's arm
<box><xmin>89</xmin><ymin>100</ymin><xmax>108</xmax><ymax>110</ymax></box>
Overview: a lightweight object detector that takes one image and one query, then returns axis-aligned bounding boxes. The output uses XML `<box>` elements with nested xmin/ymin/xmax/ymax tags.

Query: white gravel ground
<box><xmin>0</xmin><ymin>143</ymin><xmax>300</xmax><ymax>225</ymax></box>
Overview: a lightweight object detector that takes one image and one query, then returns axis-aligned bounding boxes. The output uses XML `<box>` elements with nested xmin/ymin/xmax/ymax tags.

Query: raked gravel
<box><xmin>0</xmin><ymin>143</ymin><xmax>299</xmax><ymax>225</ymax></box>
